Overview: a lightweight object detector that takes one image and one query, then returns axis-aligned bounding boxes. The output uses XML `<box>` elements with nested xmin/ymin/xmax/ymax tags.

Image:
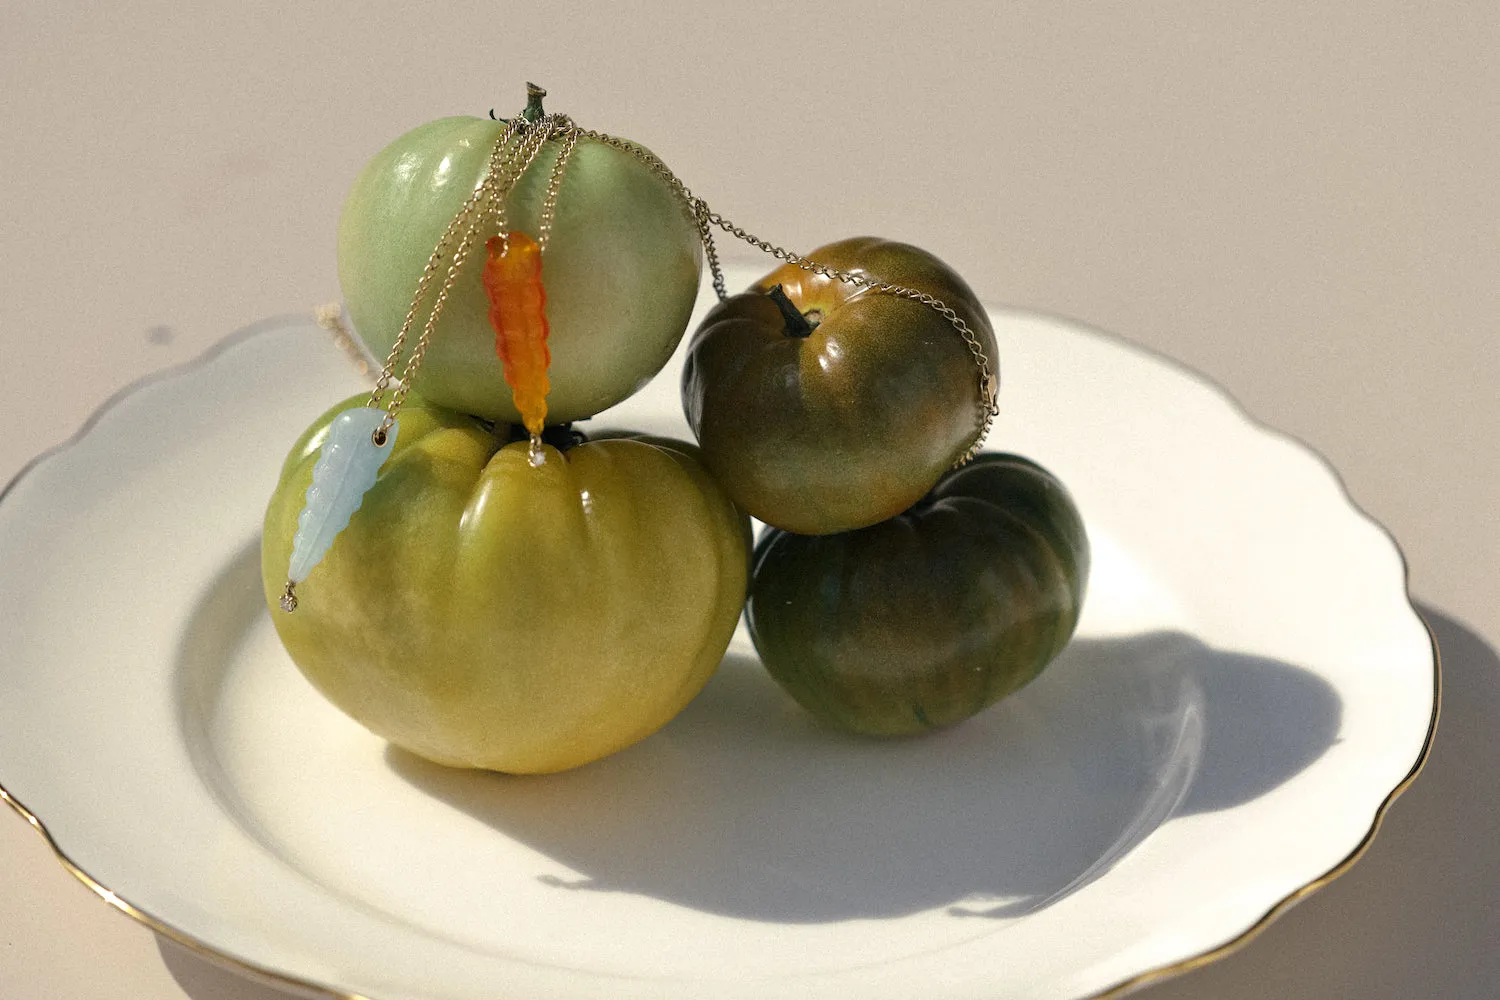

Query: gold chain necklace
<box><xmin>284</xmin><ymin>85</ymin><xmax>999</xmax><ymax>613</ymax></box>
<box><xmin>373</xmin><ymin>83</ymin><xmax>998</xmax><ymax>462</ymax></box>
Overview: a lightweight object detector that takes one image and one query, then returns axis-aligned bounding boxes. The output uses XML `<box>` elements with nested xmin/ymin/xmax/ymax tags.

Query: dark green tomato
<box><xmin>746</xmin><ymin>453</ymin><xmax>1088</xmax><ymax>736</ymax></box>
<box><xmin>681</xmin><ymin>236</ymin><xmax>997</xmax><ymax>535</ymax></box>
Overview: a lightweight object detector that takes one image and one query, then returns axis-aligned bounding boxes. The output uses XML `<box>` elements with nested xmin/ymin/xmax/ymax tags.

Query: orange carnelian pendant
<box><xmin>481</xmin><ymin>232</ymin><xmax>551</xmax><ymax>447</ymax></box>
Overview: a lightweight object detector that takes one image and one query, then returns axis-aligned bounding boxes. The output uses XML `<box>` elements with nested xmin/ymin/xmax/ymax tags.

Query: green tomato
<box><xmin>261</xmin><ymin>396</ymin><xmax>748</xmax><ymax>774</ymax></box>
<box><xmin>746</xmin><ymin>453</ymin><xmax>1088</xmax><ymax>736</ymax></box>
<box><xmin>682</xmin><ymin>236</ymin><xmax>997</xmax><ymax>535</ymax></box>
<box><xmin>339</xmin><ymin>114</ymin><xmax>703</xmax><ymax>423</ymax></box>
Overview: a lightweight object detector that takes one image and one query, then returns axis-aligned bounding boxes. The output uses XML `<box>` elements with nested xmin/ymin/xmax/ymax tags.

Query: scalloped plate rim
<box><xmin>0</xmin><ymin>298</ymin><xmax>1439</xmax><ymax>1000</ymax></box>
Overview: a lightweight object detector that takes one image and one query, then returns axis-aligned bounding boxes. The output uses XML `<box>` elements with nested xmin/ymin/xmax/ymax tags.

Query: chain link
<box><xmin>371</xmin><ymin>105</ymin><xmax>997</xmax><ymax>463</ymax></box>
<box><xmin>367</xmin><ymin>116</ymin><xmax>524</xmax><ymax>411</ymax></box>
<box><xmin>484</xmin><ymin>115</ymin><xmax>554</xmax><ymax>246</ymax></box>
<box><xmin>698</xmin><ymin>211</ymin><xmax>999</xmax><ymax>463</ymax></box>
<box><xmin>575</xmin><ymin>128</ymin><xmax>729</xmax><ymax>301</ymax></box>
<box><xmin>577</xmin><ymin>126</ymin><xmax>997</xmax><ymax>464</ymax></box>
<box><xmin>369</xmin><ymin>115</ymin><xmax>552</xmax><ymax>439</ymax></box>
<box><xmin>537</xmin><ymin>119</ymin><xmax>580</xmax><ymax>252</ymax></box>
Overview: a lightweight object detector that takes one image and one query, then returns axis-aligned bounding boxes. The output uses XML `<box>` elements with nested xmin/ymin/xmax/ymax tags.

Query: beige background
<box><xmin>2</xmin><ymin>2</ymin><xmax>1496</xmax><ymax>997</ymax></box>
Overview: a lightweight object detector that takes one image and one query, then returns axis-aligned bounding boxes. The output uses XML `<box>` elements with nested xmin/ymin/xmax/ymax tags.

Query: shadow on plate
<box><xmin>158</xmin><ymin>606</ymin><xmax>1487</xmax><ymax>1000</ymax></box>
<box><xmin>381</xmin><ymin>629</ymin><xmax>1340</xmax><ymax>924</ymax></box>
<box><xmin>1136</xmin><ymin>605</ymin><xmax>1497</xmax><ymax>999</ymax></box>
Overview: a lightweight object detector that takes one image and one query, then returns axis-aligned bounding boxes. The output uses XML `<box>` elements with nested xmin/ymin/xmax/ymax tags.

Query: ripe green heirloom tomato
<box><xmin>261</xmin><ymin>396</ymin><xmax>748</xmax><ymax>774</ymax></box>
<box><xmin>682</xmin><ymin>236</ymin><xmax>997</xmax><ymax>535</ymax></box>
<box><xmin>339</xmin><ymin>113</ymin><xmax>703</xmax><ymax>423</ymax></box>
<box><xmin>746</xmin><ymin>453</ymin><xmax>1087</xmax><ymax>736</ymax></box>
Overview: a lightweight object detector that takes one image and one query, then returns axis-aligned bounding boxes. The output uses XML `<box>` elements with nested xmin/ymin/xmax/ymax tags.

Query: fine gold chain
<box><xmin>369</xmin><ymin>100</ymin><xmax>998</xmax><ymax>463</ymax></box>
<box><xmin>366</xmin><ymin>113</ymin><xmax>572</xmax><ymax>445</ymax></box>
<box><xmin>537</xmin><ymin>123</ymin><xmax>581</xmax><ymax>252</ymax></box>
<box><xmin>367</xmin><ymin>117</ymin><xmax>524</xmax><ymax>416</ymax></box>
<box><xmin>484</xmin><ymin>116</ymin><xmax>554</xmax><ymax>248</ymax></box>
<box><xmin>368</xmin><ymin>116</ymin><xmax>555</xmax><ymax>441</ymax></box>
<box><xmin>580</xmin><ymin>122</ymin><xmax>998</xmax><ymax>464</ymax></box>
<box><xmin>696</xmin><ymin>213</ymin><xmax>999</xmax><ymax>463</ymax></box>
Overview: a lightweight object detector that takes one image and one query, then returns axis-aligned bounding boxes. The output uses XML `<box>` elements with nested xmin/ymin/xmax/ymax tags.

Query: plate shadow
<box><xmin>383</xmin><ymin>631</ymin><xmax>1340</xmax><ymax>924</ymax></box>
<box><xmin>1135</xmin><ymin>605</ymin><xmax>1493</xmax><ymax>999</ymax></box>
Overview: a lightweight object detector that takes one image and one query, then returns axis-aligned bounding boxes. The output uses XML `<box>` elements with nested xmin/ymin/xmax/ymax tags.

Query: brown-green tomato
<box><xmin>339</xmin><ymin>114</ymin><xmax>702</xmax><ymax>423</ymax></box>
<box><xmin>681</xmin><ymin>236</ymin><xmax>997</xmax><ymax>535</ymax></box>
<box><xmin>746</xmin><ymin>453</ymin><xmax>1088</xmax><ymax>736</ymax></box>
<box><xmin>261</xmin><ymin>396</ymin><xmax>748</xmax><ymax>774</ymax></box>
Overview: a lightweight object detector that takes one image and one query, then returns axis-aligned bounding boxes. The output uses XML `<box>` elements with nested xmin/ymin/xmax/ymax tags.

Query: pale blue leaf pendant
<box><xmin>280</xmin><ymin>407</ymin><xmax>398</xmax><ymax>612</ymax></box>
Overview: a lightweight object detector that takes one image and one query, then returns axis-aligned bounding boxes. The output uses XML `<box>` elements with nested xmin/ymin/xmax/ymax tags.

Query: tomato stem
<box><xmin>766</xmin><ymin>284</ymin><xmax>815</xmax><ymax>339</ymax></box>
<box><xmin>523</xmin><ymin>82</ymin><xmax>547</xmax><ymax>122</ymax></box>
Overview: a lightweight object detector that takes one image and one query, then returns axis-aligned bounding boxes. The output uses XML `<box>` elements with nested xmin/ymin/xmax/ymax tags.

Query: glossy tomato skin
<box><xmin>261</xmin><ymin>396</ymin><xmax>748</xmax><ymax>774</ymax></box>
<box><xmin>339</xmin><ymin>116</ymin><xmax>703</xmax><ymax>423</ymax></box>
<box><xmin>682</xmin><ymin>236</ymin><xmax>997</xmax><ymax>535</ymax></box>
<box><xmin>746</xmin><ymin>453</ymin><xmax>1087</xmax><ymax>736</ymax></box>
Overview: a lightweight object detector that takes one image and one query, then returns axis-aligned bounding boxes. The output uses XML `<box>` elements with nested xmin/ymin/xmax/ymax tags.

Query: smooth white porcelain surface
<box><xmin>0</xmin><ymin>270</ymin><xmax>1435</xmax><ymax>1000</ymax></box>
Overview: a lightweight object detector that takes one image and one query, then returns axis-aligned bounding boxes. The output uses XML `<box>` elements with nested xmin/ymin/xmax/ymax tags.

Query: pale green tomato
<box><xmin>338</xmin><ymin>115</ymin><xmax>703</xmax><ymax>422</ymax></box>
<box><xmin>262</xmin><ymin>396</ymin><xmax>748</xmax><ymax>774</ymax></box>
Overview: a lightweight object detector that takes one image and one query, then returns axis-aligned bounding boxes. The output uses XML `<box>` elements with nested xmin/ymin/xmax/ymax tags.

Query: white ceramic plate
<box><xmin>0</xmin><ymin>271</ymin><xmax>1436</xmax><ymax>1000</ymax></box>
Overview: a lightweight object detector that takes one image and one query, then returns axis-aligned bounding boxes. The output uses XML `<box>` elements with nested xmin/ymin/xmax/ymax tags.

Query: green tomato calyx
<box><xmin>489</xmin><ymin>83</ymin><xmax>549</xmax><ymax>126</ymax></box>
